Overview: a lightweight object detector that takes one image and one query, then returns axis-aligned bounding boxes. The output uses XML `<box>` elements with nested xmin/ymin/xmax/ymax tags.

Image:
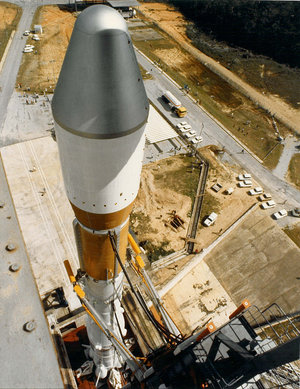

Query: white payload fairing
<box><xmin>51</xmin><ymin>5</ymin><xmax>149</xmax><ymax>378</ymax></box>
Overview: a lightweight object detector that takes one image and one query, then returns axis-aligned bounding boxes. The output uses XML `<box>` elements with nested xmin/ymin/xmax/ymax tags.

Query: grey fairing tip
<box><xmin>52</xmin><ymin>5</ymin><xmax>149</xmax><ymax>139</ymax></box>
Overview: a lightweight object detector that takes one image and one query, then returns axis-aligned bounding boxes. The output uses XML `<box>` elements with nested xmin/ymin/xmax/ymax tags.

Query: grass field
<box><xmin>0</xmin><ymin>2</ymin><xmax>22</xmax><ymax>61</ymax></box>
<box><xmin>287</xmin><ymin>153</ymin><xmax>300</xmax><ymax>189</ymax></box>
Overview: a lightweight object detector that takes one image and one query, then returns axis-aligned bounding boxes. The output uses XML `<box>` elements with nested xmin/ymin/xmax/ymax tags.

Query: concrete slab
<box><xmin>205</xmin><ymin>207</ymin><xmax>300</xmax><ymax>313</ymax></box>
<box><xmin>131</xmin><ymin>28</ymin><xmax>163</xmax><ymax>41</ymax></box>
<box><xmin>162</xmin><ymin>260</ymin><xmax>236</xmax><ymax>334</ymax></box>
<box><xmin>1</xmin><ymin>91</ymin><xmax>54</xmax><ymax>147</ymax></box>
<box><xmin>1</xmin><ymin>137</ymin><xmax>80</xmax><ymax>310</ymax></box>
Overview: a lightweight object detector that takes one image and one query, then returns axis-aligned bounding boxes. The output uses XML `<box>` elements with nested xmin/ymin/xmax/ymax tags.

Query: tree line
<box><xmin>167</xmin><ymin>0</ymin><xmax>300</xmax><ymax>68</ymax></box>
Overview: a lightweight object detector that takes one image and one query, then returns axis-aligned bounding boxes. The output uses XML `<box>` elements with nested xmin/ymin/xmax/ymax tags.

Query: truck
<box><xmin>162</xmin><ymin>91</ymin><xmax>187</xmax><ymax>118</ymax></box>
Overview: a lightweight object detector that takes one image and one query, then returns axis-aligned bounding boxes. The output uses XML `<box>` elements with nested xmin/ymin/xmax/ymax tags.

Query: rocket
<box><xmin>51</xmin><ymin>5</ymin><xmax>149</xmax><ymax>379</ymax></box>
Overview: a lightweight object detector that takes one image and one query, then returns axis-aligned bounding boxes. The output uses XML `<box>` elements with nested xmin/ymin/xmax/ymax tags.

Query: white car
<box><xmin>25</xmin><ymin>45</ymin><xmax>34</xmax><ymax>49</ymax></box>
<box><xmin>190</xmin><ymin>136</ymin><xmax>203</xmax><ymax>144</ymax></box>
<box><xmin>178</xmin><ymin>127</ymin><xmax>190</xmax><ymax>133</ymax></box>
<box><xmin>203</xmin><ymin>212</ymin><xmax>218</xmax><ymax>227</ymax></box>
<box><xmin>176</xmin><ymin>121</ymin><xmax>188</xmax><ymax>128</ymax></box>
<box><xmin>185</xmin><ymin>130</ymin><xmax>196</xmax><ymax>138</ymax></box>
<box><xmin>261</xmin><ymin>200</ymin><xmax>276</xmax><ymax>209</ymax></box>
<box><xmin>259</xmin><ymin>193</ymin><xmax>272</xmax><ymax>202</ymax></box>
<box><xmin>291</xmin><ymin>208</ymin><xmax>300</xmax><ymax>217</ymax></box>
<box><xmin>23</xmin><ymin>48</ymin><xmax>33</xmax><ymax>53</ymax></box>
<box><xmin>273</xmin><ymin>209</ymin><xmax>288</xmax><ymax>219</ymax></box>
<box><xmin>32</xmin><ymin>36</ymin><xmax>40</xmax><ymax>41</ymax></box>
<box><xmin>249</xmin><ymin>187</ymin><xmax>263</xmax><ymax>196</ymax></box>
<box><xmin>176</xmin><ymin>122</ymin><xmax>187</xmax><ymax>128</ymax></box>
<box><xmin>238</xmin><ymin>180</ymin><xmax>252</xmax><ymax>188</ymax></box>
<box><xmin>238</xmin><ymin>173</ymin><xmax>252</xmax><ymax>181</ymax></box>
<box><xmin>23</xmin><ymin>30</ymin><xmax>30</xmax><ymax>36</ymax></box>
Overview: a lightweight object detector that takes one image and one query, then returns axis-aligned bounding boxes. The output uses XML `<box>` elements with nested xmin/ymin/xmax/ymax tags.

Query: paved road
<box><xmin>0</xmin><ymin>0</ymin><xmax>69</xmax><ymax>132</ymax></box>
<box><xmin>136</xmin><ymin>51</ymin><xmax>300</xmax><ymax>210</ymax></box>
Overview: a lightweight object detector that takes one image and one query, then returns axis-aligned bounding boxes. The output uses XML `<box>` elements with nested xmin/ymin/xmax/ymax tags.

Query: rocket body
<box><xmin>52</xmin><ymin>5</ymin><xmax>148</xmax><ymax>377</ymax></box>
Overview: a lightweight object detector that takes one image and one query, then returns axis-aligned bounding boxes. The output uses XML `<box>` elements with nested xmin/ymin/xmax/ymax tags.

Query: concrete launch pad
<box><xmin>1</xmin><ymin>137</ymin><xmax>80</xmax><ymax>310</ymax></box>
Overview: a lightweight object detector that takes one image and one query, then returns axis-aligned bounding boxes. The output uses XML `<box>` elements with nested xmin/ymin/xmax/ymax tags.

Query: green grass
<box><xmin>0</xmin><ymin>2</ymin><xmax>22</xmax><ymax>61</ymax></box>
<box><xmin>152</xmin><ymin>154</ymin><xmax>200</xmax><ymax>204</ymax></box>
<box><xmin>130</xmin><ymin>211</ymin><xmax>158</xmax><ymax>236</ymax></box>
<box><xmin>143</xmin><ymin>240</ymin><xmax>175</xmax><ymax>263</ymax></box>
<box><xmin>284</xmin><ymin>224</ymin><xmax>300</xmax><ymax>248</ymax></box>
<box><xmin>133</xmin><ymin>11</ymin><xmax>294</xmax><ymax>168</ymax></box>
<box><xmin>139</xmin><ymin>64</ymin><xmax>153</xmax><ymax>80</ymax></box>
<box><xmin>287</xmin><ymin>153</ymin><xmax>300</xmax><ymax>189</ymax></box>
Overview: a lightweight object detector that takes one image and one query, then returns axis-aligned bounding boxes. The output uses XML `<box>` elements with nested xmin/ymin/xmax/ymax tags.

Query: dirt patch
<box><xmin>284</xmin><ymin>223</ymin><xmax>300</xmax><ymax>248</ymax></box>
<box><xmin>139</xmin><ymin>2</ymin><xmax>300</xmax><ymax>133</ymax></box>
<box><xmin>131</xmin><ymin>154</ymin><xmax>197</xmax><ymax>257</ymax></box>
<box><xmin>0</xmin><ymin>2</ymin><xmax>21</xmax><ymax>60</ymax></box>
<box><xmin>16</xmin><ymin>5</ymin><xmax>76</xmax><ymax>93</ymax></box>
<box><xmin>131</xmin><ymin>148</ymin><xmax>257</xmax><ymax>261</ymax></box>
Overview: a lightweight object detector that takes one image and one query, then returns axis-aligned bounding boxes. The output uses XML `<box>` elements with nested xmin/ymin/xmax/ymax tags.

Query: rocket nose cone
<box><xmin>52</xmin><ymin>5</ymin><xmax>149</xmax><ymax>139</ymax></box>
<box><xmin>76</xmin><ymin>4</ymin><xmax>128</xmax><ymax>35</ymax></box>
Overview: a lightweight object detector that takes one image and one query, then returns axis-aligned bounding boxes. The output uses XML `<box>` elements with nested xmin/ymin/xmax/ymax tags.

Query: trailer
<box><xmin>162</xmin><ymin>90</ymin><xmax>187</xmax><ymax>118</ymax></box>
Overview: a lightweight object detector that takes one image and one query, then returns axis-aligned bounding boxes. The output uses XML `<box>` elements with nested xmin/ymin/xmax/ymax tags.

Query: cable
<box><xmin>108</xmin><ymin>232</ymin><xmax>181</xmax><ymax>345</ymax></box>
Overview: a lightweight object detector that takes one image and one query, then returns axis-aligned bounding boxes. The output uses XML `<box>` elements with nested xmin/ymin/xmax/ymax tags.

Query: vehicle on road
<box><xmin>23</xmin><ymin>30</ymin><xmax>30</xmax><ymax>36</ymax></box>
<box><xmin>291</xmin><ymin>208</ymin><xmax>300</xmax><ymax>217</ymax></box>
<box><xmin>238</xmin><ymin>173</ymin><xmax>252</xmax><ymax>181</ymax></box>
<box><xmin>162</xmin><ymin>90</ymin><xmax>187</xmax><ymax>118</ymax></box>
<box><xmin>261</xmin><ymin>200</ymin><xmax>276</xmax><ymax>209</ymax></box>
<box><xmin>184</xmin><ymin>130</ymin><xmax>196</xmax><ymax>138</ymax></box>
<box><xmin>203</xmin><ymin>212</ymin><xmax>218</xmax><ymax>227</ymax></box>
<box><xmin>273</xmin><ymin>209</ymin><xmax>288</xmax><ymax>219</ymax></box>
<box><xmin>249</xmin><ymin>187</ymin><xmax>263</xmax><ymax>196</ymax></box>
<box><xmin>238</xmin><ymin>180</ymin><xmax>252</xmax><ymax>188</ymax></box>
<box><xmin>190</xmin><ymin>136</ymin><xmax>203</xmax><ymax>144</ymax></box>
<box><xmin>259</xmin><ymin>193</ymin><xmax>272</xmax><ymax>202</ymax></box>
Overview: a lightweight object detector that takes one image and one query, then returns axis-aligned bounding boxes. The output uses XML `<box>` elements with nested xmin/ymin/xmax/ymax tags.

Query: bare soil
<box><xmin>139</xmin><ymin>3</ymin><xmax>300</xmax><ymax>134</ymax></box>
<box><xmin>16</xmin><ymin>5</ymin><xmax>76</xmax><ymax>93</ymax></box>
<box><xmin>0</xmin><ymin>2</ymin><xmax>21</xmax><ymax>60</ymax></box>
<box><xmin>132</xmin><ymin>148</ymin><xmax>256</xmax><ymax>260</ymax></box>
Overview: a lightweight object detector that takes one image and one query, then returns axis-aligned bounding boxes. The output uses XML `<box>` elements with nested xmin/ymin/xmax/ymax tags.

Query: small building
<box><xmin>106</xmin><ymin>0</ymin><xmax>140</xmax><ymax>18</ymax></box>
<box><xmin>34</xmin><ymin>25</ymin><xmax>43</xmax><ymax>34</ymax></box>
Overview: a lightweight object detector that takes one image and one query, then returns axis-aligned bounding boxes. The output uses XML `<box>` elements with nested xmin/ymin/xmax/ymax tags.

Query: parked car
<box><xmin>249</xmin><ymin>187</ymin><xmax>263</xmax><ymax>196</ymax></box>
<box><xmin>203</xmin><ymin>212</ymin><xmax>218</xmax><ymax>227</ymax></box>
<box><xmin>273</xmin><ymin>209</ymin><xmax>288</xmax><ymax>219</ymax></box>
<box><xmin>258</xmin><ymin>193</ymin><xmax>272</xmax><ymax>202</ymax></box>
<box><xmin>178</xmin><ymin>127</ymin><xmax>189</xmax><ymax>133</ymax></box>
<box><xmin>182</xmin><ymin>124</ymin><xmax>192</xmax><ymax>130</ymax></box>
<box><xmin>211</xmin><ymin>183</ymin><xmax>222</xmax><ymax>193</ymax></box>
<box><xmin>291</xmin><ymin>208</ymin><xmax>300</xmax><ymax>217</ymax></box>
<box><xmin>238</xmin><ymin>180</ymin><xmax>252</xmax><ymax>188</ymax></box>
<box><xmin>190</xmin><ymin>136</ymin><xmax>203</xmax><ymax>144</ymax></box>
<box><xmin>23</xmin><ymin>30</ymin><xmax>30</xmax><ymax>36</ymax></box>
<box><xmin>176</xmin><ymin>121</ymin><xmax>188</xmax><ymax>129</ymax></box>
<box><xmin>184</xmin><ymin>130</ymin><xmax>196</xmax><ymax>138</ymax></box>
<box><xmin>225</xmin><ymin>187</ymin><xmax>234</xmax><ymax>195</ymax></box>
<box><xmin>261</xmin><ymin>200</ymin><xmax>276</xmax><ymax>209</ymax></box>
<box><xmin>238</xmin><ymin>173</ymin><xmax>252</xmax><ymax>181</ymax></box>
